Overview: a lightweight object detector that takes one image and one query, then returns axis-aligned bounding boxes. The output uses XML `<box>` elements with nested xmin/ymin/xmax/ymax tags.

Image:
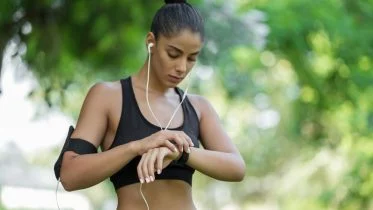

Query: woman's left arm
<box><xmin>186</xmin><ymin>95</ymin><xmax>246</xmax><ymax>182</ymax></box>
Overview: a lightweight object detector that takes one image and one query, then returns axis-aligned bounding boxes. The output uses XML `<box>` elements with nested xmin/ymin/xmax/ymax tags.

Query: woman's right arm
<box><xmin>60</xmin><ymin>82</ymin><xmax>132</xmax><ymax>191</ymax></box>
<box><xmin>60</xmin><ymin>82</ymin><xmax>193</xmax><ymax>191</ymax></box>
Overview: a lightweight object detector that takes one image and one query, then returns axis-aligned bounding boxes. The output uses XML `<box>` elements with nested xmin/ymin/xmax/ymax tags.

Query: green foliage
<box><xmin>1</xmin><ymin>0</ymin><xmax>164</xmax><ymax>114</ymax></box>
<box><xmin>239</xmin><ymin>0</ymin><xmax>373</xmax><ymax>209</ymax></box>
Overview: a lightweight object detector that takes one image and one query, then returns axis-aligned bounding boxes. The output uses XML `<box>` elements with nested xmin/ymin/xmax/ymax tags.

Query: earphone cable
<box><xmin>146</xmin><ymin>49</ymin><xmax>164</xmax><ymax>130</ymax></box>
<box><xmin>146</xmin><ymin>45</ymin><xmax>192</xmax><ymax>131</ymax></box>
<box><xmin>56</xmin><ymin>178</ymin><xmax>61</xmax><ymax>210</ymax></box>
<box><xmin>140</xmin><ymin>183</ymin><xmax>150</xmax><ymax>210</ymax></box>
<box><xmin>141</xmin><ymin>44</ymin><xmax>193</xmax><ymax>210</ymax></box>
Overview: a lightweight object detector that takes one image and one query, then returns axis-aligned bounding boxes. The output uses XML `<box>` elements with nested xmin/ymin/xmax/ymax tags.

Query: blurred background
<box><xmin>1</xmin><ymin>0</ymin><xmax>373</xmax><ymax>209</ymax></box>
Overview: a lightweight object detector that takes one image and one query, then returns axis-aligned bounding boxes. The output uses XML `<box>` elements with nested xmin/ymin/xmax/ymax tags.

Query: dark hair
<box><xmin>151</xmin><ymin>0</ymin><xmax>204</xmax><ymax>41</ymax></box>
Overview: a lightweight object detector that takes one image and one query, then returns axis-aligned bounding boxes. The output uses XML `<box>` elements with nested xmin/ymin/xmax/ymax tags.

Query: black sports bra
<box><xmin>109</xmin><ymin>77</ymin><xmax>200</xmax><ymax>189</ymax></box>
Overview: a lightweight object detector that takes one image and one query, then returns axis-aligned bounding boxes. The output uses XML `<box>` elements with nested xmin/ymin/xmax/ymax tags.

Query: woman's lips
<box><xmin>168</xmin><ymin>75</ymin><xmax>182</xmax><ymax>83</ymax></box>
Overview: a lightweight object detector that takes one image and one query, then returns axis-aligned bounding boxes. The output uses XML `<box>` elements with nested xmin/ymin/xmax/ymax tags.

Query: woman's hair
<box><xmin>151</xmin><ymin>0</ymin><xmax>204</xmax><ymax>41</ymax></box>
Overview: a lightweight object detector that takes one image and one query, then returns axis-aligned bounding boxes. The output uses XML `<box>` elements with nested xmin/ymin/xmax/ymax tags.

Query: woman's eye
<box><xmin>168</xmin><ymin>53</ymin><xmax>178</xmax><ymax>58</ymax></box>
<box><xmin>188</xmin><ymin>57</ymin><xmax>196</xmax><ymax>62</ymax></box>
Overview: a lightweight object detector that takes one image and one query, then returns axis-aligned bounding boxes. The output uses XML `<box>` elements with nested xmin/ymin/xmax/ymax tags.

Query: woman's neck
<box><xmin>133</xmin><ymin>60</ymin><xmax>174</xmax><ymax>96</ymax></box>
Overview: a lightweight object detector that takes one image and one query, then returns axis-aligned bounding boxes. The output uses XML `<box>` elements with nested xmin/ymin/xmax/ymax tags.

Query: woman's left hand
<box><xmin>137</xmin><ymin>147</ymin><xmax>180</xmax><ymax>183</ymax></box>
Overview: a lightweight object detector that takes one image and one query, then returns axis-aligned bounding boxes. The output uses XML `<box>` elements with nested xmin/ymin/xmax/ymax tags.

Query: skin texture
<box><xmin>60</xmin><ymin>29</ymin><xmax>246</xmax><ymax>210</ymax></box>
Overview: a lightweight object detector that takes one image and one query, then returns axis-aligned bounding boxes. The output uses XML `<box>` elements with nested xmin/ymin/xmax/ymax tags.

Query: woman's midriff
<box><xmin>116</xmin><ymin>180</ymin><xmax>196</xmax><ymax>210</ymax></box>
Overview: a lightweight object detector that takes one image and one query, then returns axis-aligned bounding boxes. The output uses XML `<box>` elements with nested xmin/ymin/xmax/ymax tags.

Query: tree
<box><xmin>236</xmin><ymin>0</ymin><xmax>373</xmax><ymax>209</ymax></box>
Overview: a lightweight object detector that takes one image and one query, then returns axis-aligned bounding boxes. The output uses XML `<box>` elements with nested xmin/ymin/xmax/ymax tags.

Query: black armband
<box><xmin>54</xmin><ymin>126</ymin><xmax>98</xmax><ymax>180</ymax></box>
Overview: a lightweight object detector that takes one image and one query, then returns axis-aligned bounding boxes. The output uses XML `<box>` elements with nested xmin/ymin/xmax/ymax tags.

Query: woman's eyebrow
<box><xmin>167</xmin><ymin>45</ymin><xmax>200</xmax><ymax>55</ymax></box>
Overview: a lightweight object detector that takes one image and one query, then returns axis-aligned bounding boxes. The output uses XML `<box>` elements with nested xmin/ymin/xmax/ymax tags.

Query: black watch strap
<box><xmin>176</xmin><ymin>150</ymin><xmax>189</xmax><ymax>165</ymax></box>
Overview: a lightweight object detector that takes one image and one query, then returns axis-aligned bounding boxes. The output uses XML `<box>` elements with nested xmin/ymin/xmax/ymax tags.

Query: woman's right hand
<box><xmin>135</xmin><ymin>130</ymin><xmax>194</xmax><ymax>155</ymax></box>
<box><xmin>137</xmin><ymin>147</ymin><xmax>181</xmax><ymax>183</ymax></box>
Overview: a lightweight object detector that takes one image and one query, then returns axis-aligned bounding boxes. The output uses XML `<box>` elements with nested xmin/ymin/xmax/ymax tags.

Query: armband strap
<box><xmin>66</xmin><ymin>138</ymin><xmax>97</xmax><ymax>154</ymax></box>
<box><xmin>53</xmin><ymin>126</ymin><xmax>98</xmax><ymax>180</ymax></box>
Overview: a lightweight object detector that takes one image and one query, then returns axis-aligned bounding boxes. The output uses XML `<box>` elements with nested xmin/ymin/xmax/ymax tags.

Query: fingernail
<box><xmin>157</xmin><ymin>169</ymin><xmax>161</xmax><ymax>174</ymax></box>
<box><xmin>140</xmin><ymin>178</ymin><xmax>144</xmax><ymax>184</ymax></box>
<box><xmin>174</xmin><ymin>148</ymin><xmax>177</xmax><ymax>152</ymax></box>
<box><xmin>187</xmin><ymin>147</ymin><xmax>191</xmax><ymax>153</ymax></box>
<box><xmin>150</xmin><ymin>176</ymin><xmax>154</xmax><ymax>182</ymax></box>
<box><xmin>145</xmin><ymin>177</ymin><xmax>149</xmax><ymax>183</ymax></box>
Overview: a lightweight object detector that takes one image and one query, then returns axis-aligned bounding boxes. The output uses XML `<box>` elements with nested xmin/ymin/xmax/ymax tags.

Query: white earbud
<box><xmin>147</xmin><ymin>43</ymin><xmax>154</xmax><ymax>53</ymax></box>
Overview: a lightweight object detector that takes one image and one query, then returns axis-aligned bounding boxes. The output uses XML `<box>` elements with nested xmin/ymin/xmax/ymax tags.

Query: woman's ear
<box><xmin>146</xmin><ymin>32</ymin><xmax>156</xmax><ymax>50</ymax></box>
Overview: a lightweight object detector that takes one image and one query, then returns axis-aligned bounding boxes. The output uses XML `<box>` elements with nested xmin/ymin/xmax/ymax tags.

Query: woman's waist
<box><xmin>116</xmin><ymin>180</ymin><xmax>195</xmax><ymax>210</ymax></box>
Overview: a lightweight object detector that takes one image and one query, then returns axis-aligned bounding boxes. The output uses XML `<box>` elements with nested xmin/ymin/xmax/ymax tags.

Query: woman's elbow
<box><xmin>60</xmin><ymin>173</ymin><xmax>76</xmax><ymax>192</ymax></box>
<box><xmin>232</xmin><ymin>158</ymin><xmax>246</xmax><ymax>181</ymax></box>
<box><xmin>223</xmin><ymin>168</ymin><xmax>245</xmax><ymax>182</ymax></box>
<box><xmin>59</xmin><ymin>153</ymin><xmax>83</xmax><ymax>191</ymax></box>
<box><xmin>61</xmin><ymin>183</ymin><xmax>75</xmax><ymax>192</ymax></box>
<box><xmin>60</xmin><ymin>168</ymin><xmax>82</xmax><ymax>191</ymax></box>
<box><xmin>235</xmin><ymin>167</ymin><xmax>246</xmax><ymax>182</ymax></box>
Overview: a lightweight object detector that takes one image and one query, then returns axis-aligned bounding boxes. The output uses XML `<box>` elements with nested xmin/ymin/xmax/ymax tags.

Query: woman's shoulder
<box><xmin>88</xmin><ymin>80</ymin><xmax>122</xmax><ymax>95</ymax></box>
<box><xmin>83</xmin><ymin>80</ymin><xmax>122</xmax><ymax>105</ymax></box>
<box><xmin>187</xmin><ymin>94</ymin><xmax>212</xmax><ymax>106</ymax></box>
<box><xmin>90</xmin><ymin>80</ymin><xmax>122</xmax><ymax>91</ymax></box>
<box><xmin>186</xmin><ymin>94</ymin><xmax>214</xmax><ymax>120</ymax></box>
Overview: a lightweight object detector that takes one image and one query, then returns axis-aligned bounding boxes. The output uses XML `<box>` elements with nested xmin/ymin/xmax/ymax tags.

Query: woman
<box><xmin>58</xmin><ymin>0</ymin><xmax>245</xmax><ymax>209</ymax></box>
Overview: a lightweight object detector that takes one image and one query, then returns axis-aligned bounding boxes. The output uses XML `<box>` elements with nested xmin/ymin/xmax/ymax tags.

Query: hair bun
<box><xmin>165</xmin><ymin>0</ymin><xmax>187</xmax><ymax>4</ymax></box>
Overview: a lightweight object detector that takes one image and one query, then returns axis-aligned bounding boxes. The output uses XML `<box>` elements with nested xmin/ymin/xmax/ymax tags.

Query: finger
<box><xmin>181</xmin><ymin>134</ymin><xmax>190</xmax><ymax>154</ymax></box>
<box><xmin>181</xmin><ymin>133</ymin><xmax>192</xmax><ymax>153</ymax></box>
<box><xmin>148</xmin><ymin>149</ymin><xmax>158</xmax><ymax>182</ymax></box>
<box><xmin>137</xmin><ymin>154</ymin><xmax>146</xmax><ymax>184</ymax></box>
<box><xmin>142</xmin><ymin>152</ymin><xmax>151</xmax><ymax>183</ymax></box>
<box><xmin>164</xmin><ymin>130</ymin><xmax>181</xmax><ymax>149</ymax></box>
<box><xmin>156</xmin><ymin>149</ymin><xmax>167</xmax><ymax>174</ymax></box>
<box><xmin>182</xmin><ymin>132</ymin><xmax>194</xmax><ymax>147</ymax></box>
<box><xmin>171</xmin><ymin>133</ymin><xmax>184</xmax><ymax>153</ymax></box>
<box><xmin>164</xmin><ymin>139</ymin><xmax>178</xmax><ymax>153</ymax></box>
<box><xmin>176</xmin><ymin>132</ymin><xmax>190</xmax><ymax>153</ymax></box>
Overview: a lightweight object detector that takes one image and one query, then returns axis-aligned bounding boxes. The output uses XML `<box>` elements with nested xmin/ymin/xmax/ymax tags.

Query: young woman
<box><xmin>58</xmin><ymin>0</ymin><xmax>245</xmax><ymax>209</ymax></box>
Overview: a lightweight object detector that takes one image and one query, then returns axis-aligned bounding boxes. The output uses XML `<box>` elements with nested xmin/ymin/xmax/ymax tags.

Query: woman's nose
<box><xmin>176</xmin><ymin>58</ymin><xmax>187</xmax><ymax>74</ymax></box>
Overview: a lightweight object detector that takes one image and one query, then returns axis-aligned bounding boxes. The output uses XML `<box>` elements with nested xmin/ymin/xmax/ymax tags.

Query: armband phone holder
<box><xmin>54</xmin><ymin>125</ymin><xmax>75</xmax><ymax>180</ymax></box>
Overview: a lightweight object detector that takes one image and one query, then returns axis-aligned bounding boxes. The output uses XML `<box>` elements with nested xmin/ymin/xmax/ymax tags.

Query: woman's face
<box><xmin>150</xmin><ymin>29</ymin><xmax>203</xmax><ymax>87</ymax></box>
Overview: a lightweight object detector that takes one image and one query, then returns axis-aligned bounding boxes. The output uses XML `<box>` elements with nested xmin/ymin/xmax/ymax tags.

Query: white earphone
<box><xmin>145</xmin><ymin>41</ymin><xmax>190</xmax><ymax>130</ymax></box>
<box><xmin>141</xmin><ymin>40</ymin><xmax>192</xmax><ymax>210</ymax></box>
<box><xmin>147</xmin><ymin>42</ymin><xmax>154</xmax><ymax>53</ymax></box>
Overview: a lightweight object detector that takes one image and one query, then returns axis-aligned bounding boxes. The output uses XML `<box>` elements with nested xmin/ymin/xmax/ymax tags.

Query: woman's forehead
<box><xmin>158</xmin><ymin>29</ymin><xmax>203</xmax><ymax>51</ymax></box>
